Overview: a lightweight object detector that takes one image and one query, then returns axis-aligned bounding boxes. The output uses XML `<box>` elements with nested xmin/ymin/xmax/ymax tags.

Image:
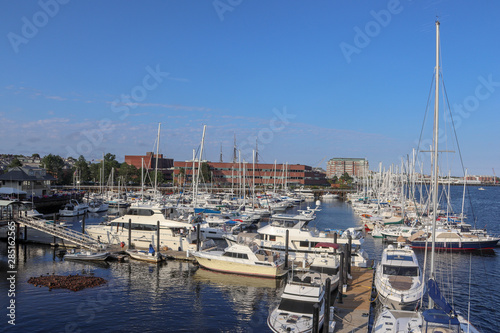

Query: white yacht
<box><xmin>88</xmin><ymin>199</ymin><xmax>109</xmax><ymax>213</ymax></box>
<box><xmin>225</xmin><ymin>219</ymin><xmax>365</xmax><ymax>265</ymax></box>
<box><xmin>303</xmin><ymin>247</ymin><xmax>341</xmax><ymax>292</ymax></box>
<box><xmin>85</xmin><ymin>205</ymin><xmax>215</xmax><ymax>251</ymax></box>
<box><xmin>193</xmin><ymin>243</ymin><xmax>287</xmax><ymax>278</ymax></box>
<box><xmin>375</xmin><ymin>244</ymin><xmax>425</xmax><ymax>310</ymax></box>
<box><xmin>267</xmin><ymin>274</ymin><xmax>330</xmax><ymax>332</ymax></box>
<box><xmin>59</xmin><ymin>199</ymin><xmax>89</xmax><ymax>217</ymax></box>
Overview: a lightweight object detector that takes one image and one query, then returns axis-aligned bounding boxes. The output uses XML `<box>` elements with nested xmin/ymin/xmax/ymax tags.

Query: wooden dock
<box><xmin>333</xmin><ymin>266</ymin><xmax>374</xmax><ymax>333</ymax></box>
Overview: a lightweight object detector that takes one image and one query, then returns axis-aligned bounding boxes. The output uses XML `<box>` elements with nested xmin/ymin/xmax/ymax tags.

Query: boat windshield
<box><xmin>383</xmin><ymin>265</ymin><xmax>419</xmax><ymax>277</ymax></box>
<box><xmin>278</xmin><ymin>299</ymin><xmax>320</xmax><ymax>314</ymax></box>
<box><xmin>310</xmin><ymin>266</ymin><xmax>338</xmax><ymax>276</ymax></box>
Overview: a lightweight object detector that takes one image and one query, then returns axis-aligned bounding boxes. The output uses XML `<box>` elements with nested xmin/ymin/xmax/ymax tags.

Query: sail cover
<box><xmin>427</xmin><ymin>278</ymin><xmax>455</xmax><ymax>315</ymax></box>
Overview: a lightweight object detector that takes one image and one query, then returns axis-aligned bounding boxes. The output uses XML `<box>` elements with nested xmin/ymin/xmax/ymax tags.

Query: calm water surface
<box><xmin>1</xmin><ymin>186</ymin><xmax>499</xmax><ymax>332</ymax></box>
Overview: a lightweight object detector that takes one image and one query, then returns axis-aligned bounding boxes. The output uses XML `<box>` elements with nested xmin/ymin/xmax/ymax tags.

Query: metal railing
<box><xmin>14</xmin><ymin>216</ymin><xmax>103</xmax><ymax>251</ymax></box>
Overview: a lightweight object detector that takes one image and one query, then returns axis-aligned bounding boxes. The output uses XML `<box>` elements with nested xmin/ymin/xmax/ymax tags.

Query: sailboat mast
<box><xmin>429</xmin><ymin>19</ymin><xmax>440</xmax><ymax>308</ymax></box>
<box><xmin>154</xmin><ymin>123</ymin><xmax>161</xmax><ymax>198</ymax></box>
<box><xmin>194</xmin><ymin>125</ymin><xmax>207</xmax><ymax>207</ymax></box>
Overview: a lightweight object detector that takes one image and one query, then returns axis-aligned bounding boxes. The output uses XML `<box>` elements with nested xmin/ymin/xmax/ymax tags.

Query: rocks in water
<box><xmin>27</xmin><ymin>274</ymin><xmax>107</xmax><ymax>292</ymax></box>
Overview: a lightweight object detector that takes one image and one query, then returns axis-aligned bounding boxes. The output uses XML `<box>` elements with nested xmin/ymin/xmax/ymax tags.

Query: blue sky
<box><xmin>1</xmin><ymin>0</ymin><xmax>499</xmax><ymax>176</ymax></box>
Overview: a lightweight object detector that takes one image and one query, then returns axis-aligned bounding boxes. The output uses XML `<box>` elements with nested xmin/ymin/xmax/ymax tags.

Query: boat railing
<box><xmin>14</xmin><ymin>216</ymin><xmax>103</xmax><ymax>251</ymax></box>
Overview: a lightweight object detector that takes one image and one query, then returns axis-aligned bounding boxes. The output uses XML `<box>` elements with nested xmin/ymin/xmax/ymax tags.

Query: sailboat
<box><xmin>373</xmin><ymin>21</ymin><xmax>481</xmax><ymax>333</ymax></box>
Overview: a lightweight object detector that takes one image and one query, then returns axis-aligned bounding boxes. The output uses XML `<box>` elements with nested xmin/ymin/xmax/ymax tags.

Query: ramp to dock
<box><xmin>14</xmin><ymin>216</ymin><xmax>103</xmax><ymax>251</ymax></box>
<box><xmin>334</xmin><ymin>266</ymin><xmax>374</xmax><ymax>333</ymax></box>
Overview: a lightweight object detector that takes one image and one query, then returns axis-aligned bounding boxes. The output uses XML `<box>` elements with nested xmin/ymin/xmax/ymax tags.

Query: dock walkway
<box><xmin>13</xmin><ymin>216</ymin><xmax>103</xmax><ymax>251</ymax></box>
<box><xmin>334</xmin><ymin>266</ymin><xmax>374</xmax><ymax>333</ymax></box>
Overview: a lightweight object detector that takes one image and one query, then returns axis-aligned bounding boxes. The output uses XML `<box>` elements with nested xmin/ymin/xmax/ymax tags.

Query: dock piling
<box><xmin>312</xmin><ymin>303</ymin><xmax>320</xmax><ymax>333</ymax></box>
<box><xmin>285</xmin><ymin>229</ymin><xmax>289</xmax><ymax>268</ymax></box>
<box><xmin>156</xmin><ymin>221</ymin><xmax>160</xmax><ymax>252</ymax></box>
<box><xmin>128</xmin><ymin>218</ymin><xmax>132</xmax><ymax>249</ymax></box>
<box><xmin>323</xmin><ymin>278</ymin><xmax>332</xmax><ymax>333</ymax></box>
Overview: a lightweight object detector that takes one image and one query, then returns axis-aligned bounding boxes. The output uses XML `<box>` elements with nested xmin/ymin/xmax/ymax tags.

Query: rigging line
<box><xmin>441</xmin><ymin>77</ymin><xmax>478</xmax><ymax>228</ymax></box>
<box><xmin>416</xmin><ymin>73</ymin><xmax>436</xmax><ymax>162</ymax></box>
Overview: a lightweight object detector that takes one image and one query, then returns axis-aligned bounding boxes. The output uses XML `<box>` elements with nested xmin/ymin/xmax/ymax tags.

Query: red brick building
<box><xmin>173</xmin><ymin>161</ymin><xmax>328</xmax><ymax>186</ymax></box>
<box><xmin>125</xmin><ymin>152</ymin><xmax>174</xmax><ymax>181</ymax></box>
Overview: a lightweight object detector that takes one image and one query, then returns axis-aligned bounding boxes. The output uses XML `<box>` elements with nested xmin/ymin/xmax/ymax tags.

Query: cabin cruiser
<box><xmin>193</xmin><ymin>243</ymin><xmax>287</xmax><ymax>278</ymax></box>
<box><xmin>225</xmin><ymin>218</ymin><xmax>366</xmax><ymax>265</ymax></box>
<box><xmin>88</xmin><ymin>199</ymin><xmax>109</xmax><ymax>213</ymax></box>
<box><xmin>86</xmin><ymin>205</ymin><xmax>215</xmax><ymax>251</ymax></box>
<box><xmin>375</xmin><ymin>244</ymin><xmax>425</xmax><ymax>310</ymax></box>
<box><xmin>267</xmin><ymin>273</ymin><xmax>332</xmax><ymax>332</ymax></box>
<box><xmin>59</xmin><ymin>199</ymin><xmax>88</xmax><ymax>217</ymax></box>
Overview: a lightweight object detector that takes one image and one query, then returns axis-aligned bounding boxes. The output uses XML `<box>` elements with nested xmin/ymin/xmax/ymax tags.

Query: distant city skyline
<box><xmin>1</xmin><ymin>1</ymin><xmax>499</xmax><ymax>176</ymax></box>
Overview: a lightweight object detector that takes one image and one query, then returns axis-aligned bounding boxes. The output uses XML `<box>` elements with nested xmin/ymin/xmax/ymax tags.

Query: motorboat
<box><xmin>126</xmin><ymin>247</ymin><xmax>163</xmax><ymax>263</ymax></box>
<box><xmin>64</xmin><ymin>249</ymin><xmax>109</xmax><ymax>261</ymax></box>
<box><xmin>86</xmin><ymin>205</ymin><xmax>215</xmax><ymax>251</ymax></box>
<box><xmin>304</xmin><ymin>243</ymin><xmax>341</xmax><ymax>292</ymax></box>
<box><xmin>321</xmin><ymin>193</ymin><xmax>339</xmax><ymax>200</ymax></box>
<box><xmin>193</xmin><ymin>243</ymin><xmax>287</xmax><ymax>278</ymax></box>
<box><xmin>225</xmin><ymin>219</ymin><xmax>365</xmax><ymax>264</ymax></box>
<box><xmin>88</xmin><ymin>199</ymin><xmax>109</xmax><ymax>213</ymax></box>
<box><xmin>267</xmin><ymin>274</ymin><xmax>332</xmax><ymax>332</ymax></box>
<box><xmin>375</xmin><ymin>244</ymin><xmax>425</xmax><ymax>310</ymax></box>
<box><xmin>199</xmin><ymin>219</ymin><xmax>245</xmax><ymax>240</ymax></box>
<box><xmin>59</xmin><ymin>199</ymin><xmax>88</xmax><ymax>217</ymax></box>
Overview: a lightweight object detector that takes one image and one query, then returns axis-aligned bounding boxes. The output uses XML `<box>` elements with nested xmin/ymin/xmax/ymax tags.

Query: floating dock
<box><xmin>334</xmin><ymin>266</ymin><xmax>375</xmax><ymax>333</ymax></box>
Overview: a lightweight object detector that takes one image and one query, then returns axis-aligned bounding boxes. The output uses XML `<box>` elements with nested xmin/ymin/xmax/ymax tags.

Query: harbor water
<box><xmin>1</xmin><ymin>186</ymin><xmax>499</xmax><ymax>332</ymax></box>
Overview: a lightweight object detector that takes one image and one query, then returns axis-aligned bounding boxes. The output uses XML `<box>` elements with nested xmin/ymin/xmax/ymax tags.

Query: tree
<box><xmin>74</xmin><ymin>155</ymin><xmax>91</xmax><ymax>183</ymax></box>
<box><xmin>103</xmin><ymin>153</ymin><xmax>120</xmax><ymax>181</ymax></box>
<box><xmin>339</xmin><ymin>172</ymin><xmax>353</xmax><ymax>184</ymax></box>
<box><xmin>41</xmin><ymin>154</ymin><xmax>65</xmax><ymax>180</ymax></box>
<box><xmin>177</xmin><ymin>167</ymin><xmax>186</xmax><ymax>185</ymax></box>
<box><xmin>89</xmin><ymin>163</ymin><xmax>102</xmax><ymax>184</ymax></box>
<box><xmin>31</xmin><ymin>153</ymin><xmax>40</xmax><ymax>159</ymax></box>
<box><xmin>145</xmin><ymin>170</ymin><xmax>165</xmax><ymax>186</ymax></box>
<box><xmin>118</xmin><ymin>162</ymin><xmax>139</xmax><ymax>184</ymax></box>
<box><xmin>200</xmin><ymin>162</ymin><xmax>212</xmax><ymax>183</ymax></box>
<box><xmin>8</xmin><ymin>158</ymin><xmax>22</xmax><ymax>168</ymax></box>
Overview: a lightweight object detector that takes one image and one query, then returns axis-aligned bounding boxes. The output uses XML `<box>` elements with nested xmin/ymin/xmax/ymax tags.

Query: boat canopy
<box><xmin>314</xmin><ymin>242</ymin><xmax>339</xmax><ymax>249</ymax></box>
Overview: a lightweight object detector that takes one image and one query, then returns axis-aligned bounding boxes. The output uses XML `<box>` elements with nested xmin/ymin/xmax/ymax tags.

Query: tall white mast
<box><xmin>192</xmin><ymin>149</ymin><xmax>196</xmax><ymax>203</ymax></box>
<box><xmin>429</xmin><ymin>20</ymin><xmax>440</xmax><ymax>309</ymax></box>
<box><xmin>252</xmin><ymin>149</ymin><xmax>255</xmax><ymax>208</ymax></box>
<box><xmin>194</xmin><ymin>125</ymin><xmax>207</xmax><ymax>207</ymax></box>
<box><xmin>141</xmin><ymin>157</ymin><xmax>144</xmax><ymax>202</ymax></box>
<box><xmin>154</xmin><ymin>123</ymin><xmax>161</xmax><ymax>198</ymax></box>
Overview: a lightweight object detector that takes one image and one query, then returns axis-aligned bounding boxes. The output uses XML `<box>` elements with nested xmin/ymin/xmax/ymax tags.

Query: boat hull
<box><xmin>195</xmin><ymin>256</ymin><xmax>287</xmax><ymax>279</ymax></box>
<box><xmin>64</xmin><ymin>252</ymin><xmax>109</xmax><ymax>261</ymax></box>
<box><xmin>411</xmin><ymin>239</ymin><xmax>499</xmax><ymax>251</ymax></box>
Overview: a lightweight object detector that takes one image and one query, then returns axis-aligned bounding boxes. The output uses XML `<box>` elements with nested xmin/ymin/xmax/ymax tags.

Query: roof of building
<box><xmin>0</xmin><ymin>166</ymin><xmax>55</xmax><ymax>181</ymax></box>
<box><xmin>0</xmin><ymin>167</ymin><xmax>38</xmax><ymax>181</ymax></box>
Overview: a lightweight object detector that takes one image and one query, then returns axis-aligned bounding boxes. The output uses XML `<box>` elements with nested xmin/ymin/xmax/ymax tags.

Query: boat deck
<box><xmin>333</xmin><ymin>266</ymin><xmax>374</xmax><ymax>333</ymax></box>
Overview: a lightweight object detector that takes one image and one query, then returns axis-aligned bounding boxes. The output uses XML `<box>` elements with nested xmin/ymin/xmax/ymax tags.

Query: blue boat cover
<box><xmin>422</xmin><ymin>309</ymin><xmax>460</xmax><ymax>326</ymax></box>
<box><xmin>427</xmin><ymin>279</ymin><xmax>455</xmax><ymax>315</ymax></box>
<box><xmin>194</xmin><ymin>208</ymin><xmax>220</xmax><ymax>214</ymax></box>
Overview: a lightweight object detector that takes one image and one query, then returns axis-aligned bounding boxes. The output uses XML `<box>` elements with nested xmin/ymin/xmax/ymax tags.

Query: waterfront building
<box><xmin>173</xmin><ymin>161</ymin><xmax>329</xmax><ymax>187</ymax></box>
<box><xmin>326</xmin><ymin>157</ymin><xmax>368</xmax><ymax>179</ymax></box>
<box><xmin>125</xmin><ymin>152</ymin><xmax>174</xmax><ymax>181</ymax></box>
<box><xmin>0</xmin><ymin>166</ymin><xmax>55</xmax><ymax>197</ymax></box>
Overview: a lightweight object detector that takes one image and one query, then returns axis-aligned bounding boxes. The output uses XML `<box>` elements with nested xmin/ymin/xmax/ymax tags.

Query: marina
<box><xmin>1</xmin><ymin>186</ymin><xmax>499</xmax><ymax>332</ymax></box>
